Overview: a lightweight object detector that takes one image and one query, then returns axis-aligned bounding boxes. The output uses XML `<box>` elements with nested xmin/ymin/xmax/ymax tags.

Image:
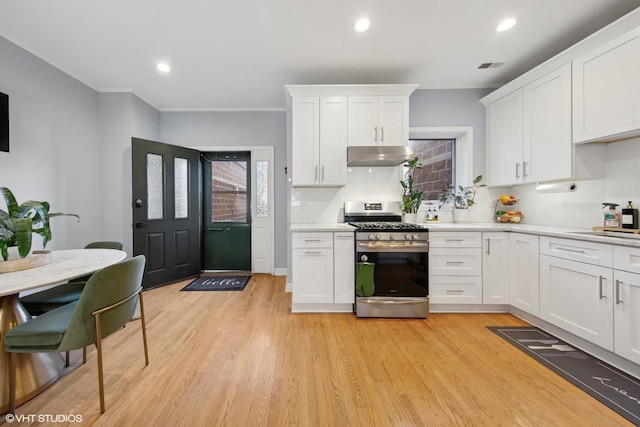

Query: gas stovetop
<box><xmin>348</xmin><ymin>221</ymin><xmax>424</xmax><ymax>230</ymax></box>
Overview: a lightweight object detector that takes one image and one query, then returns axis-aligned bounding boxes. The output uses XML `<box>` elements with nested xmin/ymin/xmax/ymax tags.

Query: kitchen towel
<box><xmin>356</xmin><ymin>262</ymin><xmax>375</xmax><ymax>297</ymax></box>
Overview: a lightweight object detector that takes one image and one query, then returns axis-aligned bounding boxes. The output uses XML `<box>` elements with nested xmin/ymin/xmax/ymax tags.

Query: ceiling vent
<box><xmin>478</xmin><ymin>62</ymin><xmax>504</xmax><ymax>69</ymax></box>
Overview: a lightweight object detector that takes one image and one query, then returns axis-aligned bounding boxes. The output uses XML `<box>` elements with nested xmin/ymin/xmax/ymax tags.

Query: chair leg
<box><xmin>9</xmin><ymin>352</ymin><xmax>16</xmax><ymax>414</ymax></box>
<box><xmin>95</xmin><ymin>313</ymin><xmax>106</xmax><ymax>414</ymax></box>
<box><xmin>83</xmin><ymin>346</ymin><xmax>87</xmax><ymax>364</ymax></box>
<box><xmin>139</xmin><ymin>292</ymin><xmax>150</xmax><ymax>366</ymax></box>
<box><xmin>65</xmin><ymin>351</ymin><xmax>70</xmax><ymax>367</ymax></box>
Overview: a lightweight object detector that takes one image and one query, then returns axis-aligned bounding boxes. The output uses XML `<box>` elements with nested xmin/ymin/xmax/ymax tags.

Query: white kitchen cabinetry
<box><xmin>522</xmin><ymin>63</ymin><xmax>572</xmax><ymax>182</ymax></box>
<box><xmin>573</xmin><ymin>25</ymin><xmax>640</xmax><ymax>143</ymax></box>
<box><xmin>486</xmin><ymin>64</ymin><xmax>572</xmax><ymax>186</ymax></box>
<box><xmin>292</xmin><ymin>231</ymin><xmax>354</xmax><ymax>311</ymax></box>
<box><xmin>348</xmin><ymin>96</ymin><xmax>409</xmax><ymax>146</ymax></box>
<box><xmin>613</xmin><ymin>246</ymin><xmax>640</xmax><ymax>364</ymax></box>
<box><xmin>482</xmin><ymin>232</ymin><xmax>509</xmax><ymax>304</ymax></box>
<box><xmin>333</xmin><ymin>232</ymin><xmax>355</xmax><ymax>304</ymax></box>
<box><xmin>539</xmin><ymin>237</ymin><xmax>614</xmax><ymax>350</ymax></box>
<box><xmin>486</xmin><ymin>89</ymin><xmax>523</xmax><ymax>186</ymax></box>
<box><xmin>292</xmin><ymin>232</ymin><xmax>334</xmax><ymax>304</ymax></box>
<box><xmin>429</xmin><ymin>232</ymin><xmax>482</xmax><ymax>304</ymax></box>
<box><xmin>291</xmin><ymin>96</ymin><xmax>347</xmax><ymax>187</ymax></box>
<box><xmin>509</xmin><ymin>233</ymin><xmax>539</xmax><ymax>316</ymax></box>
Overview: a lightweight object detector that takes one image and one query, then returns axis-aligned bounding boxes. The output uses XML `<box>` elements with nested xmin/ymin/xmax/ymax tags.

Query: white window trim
<box><xmin>409</xmin><ymin>127</ymin><xmax>474</xmax><ymax>187</ymax></box>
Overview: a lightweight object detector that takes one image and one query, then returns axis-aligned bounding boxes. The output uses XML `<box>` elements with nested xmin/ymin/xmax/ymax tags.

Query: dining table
<box><xmin>0</xmin><ymin>248</ymin><xmax>127</xmax><ymax>414</ymax></box>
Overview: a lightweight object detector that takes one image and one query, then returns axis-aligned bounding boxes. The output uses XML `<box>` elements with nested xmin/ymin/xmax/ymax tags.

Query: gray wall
<box><xmin>409</xmin><ymin>88</ymin><xmax>493</xmax><ymax>178</ymax></box>
<box><xmin>0</xmin><ymin>35</ymin><xmax>103</xmax><ymax>251</ymax></box>
<box><xmin>159</xmin><ymin>111</ymin><xmax>287</xmax><ymax>269</ymax></box>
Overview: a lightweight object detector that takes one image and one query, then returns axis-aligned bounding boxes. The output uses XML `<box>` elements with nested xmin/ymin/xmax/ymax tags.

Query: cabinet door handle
<box><xmin>380</xmin><ymin>126</ymin><xmax>384</xmax><ymax>142</ymax></box>
<box><xmin>598</xmin><ymin>276</ymin><xmax>605</xmax><ymax>300</ymax></box>
<box><xmin>374</xmin><ymin>126</ymin><xmax>378</xmax><ymax>142</ymax></box>
<box><xmin>486</xmin><ymin>238</ymin><xmax>491</xmax><ymax>255</ymax></box>
<box><xmin>515</xmin><ymin>163</ymin><xmax>520</xmax><ymax>178</ymax></box>
<box><xmin>522</xmin><ymin>161</ymin><xmax>528</xmax><ymax>177</ymax></box>
<box><xmin>615</xmin><ymin>279</ymin><xmax>623</xmax><ymax>305</ymax></box>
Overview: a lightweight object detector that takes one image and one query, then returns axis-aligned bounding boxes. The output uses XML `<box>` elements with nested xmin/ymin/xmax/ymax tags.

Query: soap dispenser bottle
<box><xmin>602</xmin><ymin>203</ymin><xmax>621</xmax><ymax>228</ymax></box>
<box><xmin>622</xmin><ymin>201</ymin><xmax>639</xmax><ymax>229</ymax></box>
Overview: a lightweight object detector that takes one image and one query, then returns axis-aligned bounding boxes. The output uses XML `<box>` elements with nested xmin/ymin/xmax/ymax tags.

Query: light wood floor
<box><xmin>6</xmin><ymin>274</ymin><xmax>632</xmax><ymax>426</ymax></box>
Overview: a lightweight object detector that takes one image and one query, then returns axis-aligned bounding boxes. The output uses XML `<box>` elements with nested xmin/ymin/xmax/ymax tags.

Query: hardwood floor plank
<box><xmin>6</xmin><ymin>274</ymin><xmax>633</xmax><ymax>426</ymax></box>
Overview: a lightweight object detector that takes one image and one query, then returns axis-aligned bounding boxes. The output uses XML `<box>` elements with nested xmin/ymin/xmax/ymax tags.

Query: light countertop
<box><xmin>290</xmin><ymin>221</ymin><xmax>640</xmax><ymax>248</ymax></box>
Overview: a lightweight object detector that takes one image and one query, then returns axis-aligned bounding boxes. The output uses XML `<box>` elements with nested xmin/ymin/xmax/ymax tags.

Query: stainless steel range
<box><xmin>344</xmin><ymin>201</ymin><xmax>429</xmax><ymax>319</ymax></box>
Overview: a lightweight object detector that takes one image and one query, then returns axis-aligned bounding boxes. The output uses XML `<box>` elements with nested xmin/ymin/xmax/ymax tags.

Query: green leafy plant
<box><xmin>0</xmin><ymin>187</ymin><xmax>80</xmax><ymax>260</ymax></box>
<box><xmin>439</xmin><ymin>175</ymin><xmax>486</xmax><ymax>209</ymax></box>
<box><xmin>401</xmin><ymin>156</ymin><xmax>424</xmax><ymax>214</ymax></box>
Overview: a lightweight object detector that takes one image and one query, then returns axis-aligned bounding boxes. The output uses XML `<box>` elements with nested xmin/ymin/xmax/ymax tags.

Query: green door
<box><xmin>201</xmin><ymin>152</ymin><xmax>251</xmax><ymax>271</ymax></box>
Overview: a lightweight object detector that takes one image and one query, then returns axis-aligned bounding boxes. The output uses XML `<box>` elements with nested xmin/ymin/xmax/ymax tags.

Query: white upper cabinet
<box><xmin>486</xmin><ymin>89</ymin><xmax>523</xmax><ymax>186</ymax></box>
<box><xmin>348</xmin><ymin>96</ymin><xmax>409</xmax><ymax>146</ymax></box>
<box><xmin>291</xmin><ymin>96</ymin><xmax>347</xmax><ymax>187</ymax></box>
<box><xmin>486</xmin><ymin>64</ymin><xmax>572</xmax><ymax>186</ymax></box>
<box><xmin>523</xmin><ymin>63</ymin><xmax>572</xmax><ymax>182</ymax></box>
<box><xmin>573</xmin><ymin>26</ymin><xmax>640</xmax><ymax>143</ymax></box>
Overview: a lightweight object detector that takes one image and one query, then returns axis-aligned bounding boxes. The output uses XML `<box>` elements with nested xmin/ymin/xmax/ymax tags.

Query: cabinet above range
<box><xmin>286</xmin><ymin>84</ymin><xmax>419</xmax><ymax>187</ymax></box>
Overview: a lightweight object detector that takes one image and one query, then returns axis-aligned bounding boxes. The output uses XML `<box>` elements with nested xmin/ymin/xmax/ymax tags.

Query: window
<box><xmin>408</xmin><ymin>139</ymin><xmax>455</xmax><ymax>201</ymax></box>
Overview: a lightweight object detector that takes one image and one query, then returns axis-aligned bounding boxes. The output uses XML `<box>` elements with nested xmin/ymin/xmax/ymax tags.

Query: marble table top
<box><xmin>0</xmin><ymin>249</ymin><xmax>127</xmax><ymax>297</ymax></box>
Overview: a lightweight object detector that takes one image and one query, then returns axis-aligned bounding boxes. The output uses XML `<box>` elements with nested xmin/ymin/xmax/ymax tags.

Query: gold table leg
<box><xmin>1</xmin><ymin>294</ymin><xmax>65</xmax><ymax>414</ymax></box>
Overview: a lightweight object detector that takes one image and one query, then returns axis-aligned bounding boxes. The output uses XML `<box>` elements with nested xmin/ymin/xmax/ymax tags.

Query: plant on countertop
<box><xmin>0</xmin><ymin>187</ymin><xmax>80</xmax><ymax>261</ymax></box>
<box><xmin>439</xmin><ymin>175</ymin><xmax>486</xmax><ymax>209</ymax></box>
<box><xmin>401</xmin><ymin>156</ymin><xmax>424</xmax><ymax>214</ymax></box>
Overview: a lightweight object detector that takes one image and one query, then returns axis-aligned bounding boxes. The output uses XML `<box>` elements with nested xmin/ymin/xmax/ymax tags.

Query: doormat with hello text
<box><xmin>181</xmin><ymin>275</ymin><xmax>250</xmax><ymax>291</ymax></box>
<box><xmin>488</xmin><ymin>326</ymin><xmax>640</xmax><ymax>425</ymax></box>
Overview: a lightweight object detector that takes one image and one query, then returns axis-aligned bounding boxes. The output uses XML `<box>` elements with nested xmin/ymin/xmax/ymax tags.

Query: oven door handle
<box><xmin>356</xmin><ymin>242</ymin><xmax>428</xmax><ymax>252</ymax></box>
<box><xmin>358</xmin><ymin>298</ymin><xmax>427</xmax><ymax>305</ymax></box>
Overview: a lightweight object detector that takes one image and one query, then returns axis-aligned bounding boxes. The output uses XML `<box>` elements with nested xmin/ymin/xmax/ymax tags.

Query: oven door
<box><xmin>355</xmin><ymin>241</ymin><xmax>429</xmax><ymax>318</ymax></box>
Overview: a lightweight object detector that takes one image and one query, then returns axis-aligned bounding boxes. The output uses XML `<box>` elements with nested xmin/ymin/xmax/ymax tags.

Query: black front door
<box><xmin>132</xmin><ymin>138</ymin><xmax>201</xmax><ymax>288</ymax></box>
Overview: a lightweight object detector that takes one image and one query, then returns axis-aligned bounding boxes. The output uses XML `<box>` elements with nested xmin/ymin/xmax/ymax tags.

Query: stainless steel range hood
<box><xmin>347</xmin><ymin>145</ymin><xmax>415</xmax><ymax>167</ymax></box>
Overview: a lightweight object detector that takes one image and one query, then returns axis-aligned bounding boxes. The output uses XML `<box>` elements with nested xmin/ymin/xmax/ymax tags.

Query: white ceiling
<box><xmin>1</xmin><ymin>0</ymin><xmax>638</xmax><ymax>111</ymax></box>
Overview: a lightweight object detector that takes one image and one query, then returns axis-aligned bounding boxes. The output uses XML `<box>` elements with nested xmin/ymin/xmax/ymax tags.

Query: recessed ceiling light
<box><xmin>355</xmin><ymin>18</ymin><xmax>370</xmax><ymax>32</ymax></box>
<box><xmin>496</xmin><ymin>17</ymin><xmax>517</xmax><ymax>32</ymax></box>
<box><xmin>156</xmin><ymin>62</ymin><xmax>171</xmax><ymax>73</ymax></box>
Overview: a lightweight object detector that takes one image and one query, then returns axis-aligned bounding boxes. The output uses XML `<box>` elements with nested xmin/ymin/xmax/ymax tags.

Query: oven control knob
<box><xmin>405</xmin><ymin>233</ymin><xmax>413</xmax><ymax>240</ymax></box>
<box><xmin>368</xmin><ymin>233</ymin><xmax>381</xmax><ymax>240</ymax></box>
<box><xmin>412</xmin><ymin>234</ymin><xmax>419</xmax><ymax>240</ymax></box>
<box><xmin>389</xmin><ymin>234</ymin><xmax>396</xmax><ymax>240</ymax></box>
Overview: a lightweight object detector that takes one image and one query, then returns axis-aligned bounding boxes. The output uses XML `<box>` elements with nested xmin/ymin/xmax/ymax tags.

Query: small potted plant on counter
<box><xmin>401</xmin><ymin>156</ymin><xmax>424</xmax><ymax>223</ymax></box>
<box><xmin>439</xmin><ymin>175</ymin><xmax>485</xmax><ymax>222</ymax></box>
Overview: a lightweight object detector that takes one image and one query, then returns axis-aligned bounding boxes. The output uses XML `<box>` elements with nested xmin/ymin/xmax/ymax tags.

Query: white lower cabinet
<box><xmin>540</xmin><ymin>255</ymin><xmax>614</xmax><ymax>350</ymax></box>
<box><xmin>613</xmin><ymin>246</ymin><xmax>640</xmax><ymax>365</ymax></box>
<box><xmin>292</xmin><ymin>231</ymin><xmax>354</xmax><ymax>309</ymax></box>
<box><xmin>508</xmin><ymin>233</ymin><xmax>539</xmax><ymax>316</ymax></box>
<box><xmin>482</xmin><ymin>232</ymin><xmax>509</xmax><ymax>304</ymax></box>
<box><xmin>429</xmin><ymin>232</ymin><xmax>482</xmax><ymax>304</ymax></box>
<box><xmin>333</xmin><ymin>232</ymin><xmax>355</xmax><ymax>304</ymax></box>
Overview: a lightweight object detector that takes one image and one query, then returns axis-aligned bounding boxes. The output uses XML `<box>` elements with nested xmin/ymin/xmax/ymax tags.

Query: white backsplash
<box><xmin>291</xmin><ymin>166</ymin><xmax>403</xmax><ymax>223</ymax></box>
<box><xmin>291</xmin><ymin>137</ymin><xmax>640</xmax><ymax>228</ymax></box>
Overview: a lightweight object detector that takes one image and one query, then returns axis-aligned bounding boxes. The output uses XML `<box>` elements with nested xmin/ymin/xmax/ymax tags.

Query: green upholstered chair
<box><xmin>19</xmin><ymin>241</ymin><xmax>124</xmax><ymax>316</ymax></box>
<box><xmin>5</xmin><ymin>255</ymin><xmax>149</xmax><ymax>414</ymax></box>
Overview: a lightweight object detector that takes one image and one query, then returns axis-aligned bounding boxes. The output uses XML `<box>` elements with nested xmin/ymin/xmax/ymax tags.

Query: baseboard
<box><xmin>274</xmin><ymin>267</ymin><xmax>288</xmax><ymax>277</ymax></box>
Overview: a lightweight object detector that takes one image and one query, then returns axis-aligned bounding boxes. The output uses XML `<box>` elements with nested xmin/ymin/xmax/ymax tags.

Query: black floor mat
<box><xmin>488</xmin><ymin>326</ymin><xmax>640</xmax><ymax>425</ymax></box>
<box><xmin>181</xmin><ymin>275</ymin><xmax>250</xmax><ymax>291</ymax></box>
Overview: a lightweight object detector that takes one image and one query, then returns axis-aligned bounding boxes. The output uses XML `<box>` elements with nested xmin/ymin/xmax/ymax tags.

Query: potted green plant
<box><xmin>401</xmin><ymin>156</ymin><xmax>424</xmax><ymax>222</ymax></box>
<box><xmin>0</xmin><ymin>187</ymin><xmax>80</xmax><ymax>261</ymax></box>
<box><xmin>439</xmin><ymin>175</ymin><xmax>485</xmax><ymax>222</ymax></box>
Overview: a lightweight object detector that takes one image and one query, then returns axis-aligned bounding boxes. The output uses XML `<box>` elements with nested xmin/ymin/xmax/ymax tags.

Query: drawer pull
<box><xmin>445</xmin><ymin>261</ymin><xmax>464</xmax><ymax>265</ymax></box>
<box><xmin>598</xmin><ymin>276</ymin><xmax>605</xmax><ymax>300</ymax></box>
<box><xmin>305</xmin><ymin>251</ymin><xmax>322</xmax><ymax>255</ymax></box>
<box><xmin>615</xmin><ymin>280</ymin><xmax>623</xmax><ymax>305</ymax></box>
<box><xmin>557</xmin><ymin>247</ymin><xmax>586</xmax><ymax>254</ymax></box>
<box><xmin>446</xmin><ymin>289</ymin><xmax>465</xmax><ymax>294</ymax></box>
<box><xmin>445</xmin><ymin>239</ymin><xmax>464</xmax><ymax>242</ymax></box>
<box><xmin>304</xmin><ymin>239</ymin><xmax>322</xmax><ymax>242</ymax></box>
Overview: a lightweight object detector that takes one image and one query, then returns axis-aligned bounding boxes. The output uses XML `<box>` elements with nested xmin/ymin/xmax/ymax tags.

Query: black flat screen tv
<box><xmin>0</xmin><ymin>92</ymin><xmax>8</xmax><ymax>152</ymax></box>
